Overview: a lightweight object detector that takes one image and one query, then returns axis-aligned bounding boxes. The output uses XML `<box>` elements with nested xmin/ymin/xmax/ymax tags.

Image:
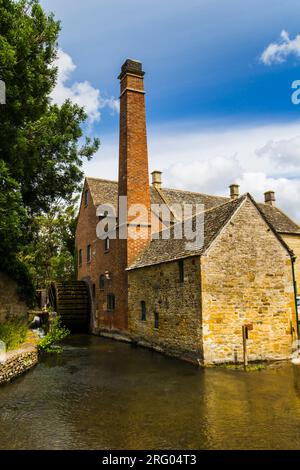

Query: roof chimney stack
<box><xmin>229</xmin><ymin>184</ymin><xmax>240</xmax><ymax>199</ymax></box>
<box><xmin>151</xmin><ymin>171</ymin><xmax>162</xmax><ymax>190</ymax></box>
<box><xmin>264</xmin><ymin>190</ymin><xmax>275</xmax><ymax>206</ymax></box>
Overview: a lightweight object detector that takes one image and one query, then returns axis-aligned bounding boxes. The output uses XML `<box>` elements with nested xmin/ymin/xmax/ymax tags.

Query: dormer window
<box><xmin>84</xmin><ymin>189</ymin><xmax>89</xmax><ymax>207</ymax></box>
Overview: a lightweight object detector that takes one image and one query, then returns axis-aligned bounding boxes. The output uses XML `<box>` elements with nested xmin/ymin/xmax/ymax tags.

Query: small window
<box><xmin>92</xmin><ymin>283</ymin><xmax>96</xmax><ymax>299</ymax></box>
<box><xmin>178</xmin><ymin>259</ymin><xmax>184</xmax><ymax>283</ymax></box>
<box><xmin>105</xmin><ymin>237</ymin><xmax>110</xmax><ymax>252</ymax></box>
<box><xmin>99</xmin><ymin>274</ymin><xmax>105</xmax><ymax>290</ymax></box>
<box><xmin>141</xmin><ymin>301</ymin><xmax>146</xmax><ymax>321</ymax></box>
<box><xmin>78</xmin><ymin>249</ymin><xmax>82</xmax><ymax>266</ymax></box>
<box><xmin>84</xmin><ymin>189</ymin><xmax>89</xmax><ymax>207</ymax></box>
<box><xmin>107</xmin><ymin>293</ymin><xmax>115</xmax><ymax>312</ymax></box>
<box><xmin>154</xmin><ymin>311</ymin><xmax>159</xmax><ymax>329</ymax></box>
<box><xmin>87</xmin><ymin>244</ymin><xmax>92</xmax><ymax>263</ymax></box>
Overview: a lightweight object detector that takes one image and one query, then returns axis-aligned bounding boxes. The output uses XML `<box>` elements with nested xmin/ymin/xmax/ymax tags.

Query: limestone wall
<box><xmin>201</xmin><ymin>199</ymin><xmax>297</xmax><ymax>365</ymax></box>
<box><xmin>128</xmin><ymin>257</ymin><xmax>202</xmax><ymax>362</ymax></box>
<box><xmin>0</xmin><ymin>272</ymin><xmax>28</xmax><ymax>322</ymax></box>
<box><xmin>0</xmin><ymin>342</ymin><xmax>38</xmax><ymax>385</ymax></box>
<box><xmin>281</xmin><ymin>233</ymin><xmax>300</xmax><ymax>296</ymax></box>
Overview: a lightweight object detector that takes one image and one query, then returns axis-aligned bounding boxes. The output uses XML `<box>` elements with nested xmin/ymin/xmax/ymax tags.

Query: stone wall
<box><xmin>281</xmin><ymin>233</ymin><xmax>300</xmax><ymax>296</ymax></box>
<box><xmin>0</xmin><ymin>341</ymin><xmax>38</xmax><ymax>385</ymax></box>
<box><xmin>201</xmin><ymin>199</ymin><xmax>297</xmax><ymax>365</ymax></box>
<box><xmin>128</xmin><ymin>256</ymin><xmax>202</xmax><ymax>362</ymax></box>
<box><xmin>0</xmin><ymin>272</ymin><xmax>28</xmax><ymax>322</ymax></box>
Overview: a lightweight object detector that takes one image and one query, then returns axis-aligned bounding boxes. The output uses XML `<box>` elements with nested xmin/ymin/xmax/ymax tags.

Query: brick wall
<box><xmin>75</xmin><ymin>182</ymin><xmax>128</xmax><ymax>332</ymax></box>
<box><xmin>201</xmin><ymin>199</ymin><xmax>296</xmax><ymax>364</ymax></box>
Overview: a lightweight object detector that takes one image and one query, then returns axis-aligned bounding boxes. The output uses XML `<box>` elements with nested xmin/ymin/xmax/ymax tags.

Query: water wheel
<box><xmin>48</xmin><ymin>281</ymin><xmax>91</xmax><ymax>332</ymax></box>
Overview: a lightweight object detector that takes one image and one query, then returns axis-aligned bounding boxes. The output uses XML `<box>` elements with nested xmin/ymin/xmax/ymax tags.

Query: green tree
<box><xmin>0</xmin><ymin>0</ymin><xmax>99</xmax><ymax>213</ymax></box>
<box><xmin>0</xmin><ymin>0</ymin><xmax>100</xmax><ymax>298</ymax></box>
<box><xmin>19</xmin><ymin>199</ymin><xmax>78</xmax><ymax>288</ymax></box>
<box><xmin>0</xmin><ymin>160</ymin><xmax>34</xmax><ymax>303</ymax></box>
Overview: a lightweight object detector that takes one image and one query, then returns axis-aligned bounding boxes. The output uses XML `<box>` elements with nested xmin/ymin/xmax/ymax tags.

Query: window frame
<box><xmin>154</xmin><ymin>311</ymin><xmax>159</xmax><ymax>329</ymax></box>
<box><xmin>178</xmin><ymin>259</ymin><xmax>184</xmax><ymax>283</ymax></box>
<box><xmin>104</xmin><ymin>237</ymin><xmax>110</xmax><ymax>252</ymax></box>
<box><xmin>99</xmin><ymin>274</ymin><xmax>105</xmax><ymax>290</ymax></box>
<box><xmin>78</xmin><ymin>249</ymin><xmax>83</xmax><ymax>267</ymax></box>
<box><xmin>107</xmin><ymin>293</ymin><xmax>116</xmax><ymax>312</ymax></box>
<box><xmin>87</xmin><ymin>244</ymin><xmax>92</xmax><ymax>263</ymax></box>
<box><xmin>141</xmin><ymin>301</ymin><xmax>147</xmax><ymax>321</ymax></box>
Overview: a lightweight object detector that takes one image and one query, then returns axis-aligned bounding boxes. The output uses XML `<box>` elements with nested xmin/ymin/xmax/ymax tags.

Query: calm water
<box><xmin>1</xmin><ymin>334</ymin><xmax>300</xmax><ymax>450</ymax></box>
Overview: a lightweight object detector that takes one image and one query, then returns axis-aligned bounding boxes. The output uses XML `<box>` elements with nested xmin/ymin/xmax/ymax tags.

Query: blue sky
<box><xmin>41</xmin><ymin>0</ymin><xmax>300</xmax><ymax>220</ymax></box>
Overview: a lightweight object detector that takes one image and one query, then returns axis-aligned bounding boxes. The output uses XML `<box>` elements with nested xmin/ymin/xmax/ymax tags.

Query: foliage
<box><xmin>0</xmin><ymin>317</ymin><xmax>28</xmax><ymax>351</ymax></box>
<box><xmin>19</xmin><ymin>198</ymin><xmax>78</xmax><ymax>288</ymax></box>
<box><xmin>0</xmin><ymin>0</ymin><xmax>100</xmax><ymax>296</ymax></box>
<box><xmin>0</xmin><ymin>160</ymin><xmax>34</xmax><ymax>304</ymax></box>
<box><xmin>0</xmin><ymin>0</ymin><xmax>100</xmax><ymax>214</ymax></box>
<box><xmin>38</xmin><ymin>315</ymin><xmax>70</xmax><ymax>354</ymax></box>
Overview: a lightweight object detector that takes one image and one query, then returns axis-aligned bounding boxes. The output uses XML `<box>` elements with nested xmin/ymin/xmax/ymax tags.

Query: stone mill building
<box><xmin>76</xmin><ymin>59</ymin><xmax>300</xmax><ymax>365</ymax></box>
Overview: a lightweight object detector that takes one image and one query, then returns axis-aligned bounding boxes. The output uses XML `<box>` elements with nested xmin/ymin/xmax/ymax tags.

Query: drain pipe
<box><xmin>292</xmin><ymin>256</ymin><xmax>299</xmax><ymax>344</ymax></box>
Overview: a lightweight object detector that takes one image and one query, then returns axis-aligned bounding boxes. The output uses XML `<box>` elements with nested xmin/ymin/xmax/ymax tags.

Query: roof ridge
<box><xmin>86</xmin><ymin>177</ymin><xmax>118</xmax><ymax>184</ymax></box>
<box><xmin>162</xmin><ymin>186</ymin><xmax>229</xmax><ymax>199</ymax></box>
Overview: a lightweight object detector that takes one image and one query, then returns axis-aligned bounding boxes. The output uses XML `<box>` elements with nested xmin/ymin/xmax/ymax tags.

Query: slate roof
<box><xmin>128</xmin><ymin>196</ymin><xmax>245</xmax><ymax>269</ymax></box>
<box><xmin>85</xmin><ymin>177</ymin><xmax>300</xmax><ymax>235</ymax></box>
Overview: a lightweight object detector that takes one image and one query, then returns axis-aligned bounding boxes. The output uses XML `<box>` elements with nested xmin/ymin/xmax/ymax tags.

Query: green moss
<box><xmin>0</xmin><ymin>318</ymin><xmax>28</xmax><ymax>351</ymax></box>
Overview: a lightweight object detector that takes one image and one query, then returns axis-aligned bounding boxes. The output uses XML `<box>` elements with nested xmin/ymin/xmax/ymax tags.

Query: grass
<box><xmin>215</xmin><ymin>362</ymin><xmax>267</xmax><ymax>372</ymax></box>
<box><xmin>0</xmin><ymin>318</ymin><xmax>28</xmax><ymax>351</ymax></box>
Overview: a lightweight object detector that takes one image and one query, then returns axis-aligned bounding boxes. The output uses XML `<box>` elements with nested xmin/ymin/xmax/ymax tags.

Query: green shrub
<box><xmin>0</xmin><ymin>318</ymin><xmax>28</xmax><ymax>351</ymax></box>
<box><xmin>38</xmin><ymin>316</ymin><xmax>70</xmax><ymax>354</ymax></box>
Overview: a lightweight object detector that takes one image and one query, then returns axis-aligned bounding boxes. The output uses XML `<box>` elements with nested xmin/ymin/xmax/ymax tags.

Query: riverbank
<box><xmin>0</xmin><ymin>331</ymin><xmax>39</xmax><ymax>385</ymax></box>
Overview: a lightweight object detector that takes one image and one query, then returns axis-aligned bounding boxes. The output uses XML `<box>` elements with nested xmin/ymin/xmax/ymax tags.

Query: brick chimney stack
<box><xmin>118</xmin><ymin>59</ymin><xmax>151</xmax><ymax>265</ymax></box>
<box><xmin>264</xmin><ymin>191</ymin><xmax>276</xmax><ymax>206</ymax></box>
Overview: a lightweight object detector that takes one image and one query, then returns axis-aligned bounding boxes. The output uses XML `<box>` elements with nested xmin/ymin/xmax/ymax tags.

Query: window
<box><xmin>92</xmin><ymin>283</ymin><xmax>96</xmax><ymax>299</ymax></box>
<box><xmin>107</xmin><ymin>293</ymin><xmax>115</xmax><ymax>312</ymax></box>
<box><xmin>87</xmin><ymin>244</ymin><xmax>92</xmax><ymax>263</ymax></box>
<box><xmin>99</xmin><ymin>274</ymin><xmax>105</xmax><ymax>290</ymax></box>
<box><xmin>141</xmin><ymin>301</ymin><xmax>146</xmax><ymax>321</ymax></box>
<box><xmin>178</xmin><ymin>259</ymin><xmax>184</xmax><ymax>283</ymax></box>
<box><xmin>105</xmin><ymin>237</ymin><xmax>110</xmax><ymax>252</ymax></box>
<box><xmin>78</xmin><ymin>249</ymin><xmax>82</xmax><ymax>266</ymax></box>
<box><xmin>84</xmin><ymin>189</ymin><xmax>89</xmax><ymax>207</ymax></box>
<box><xmin>154</xmin><ymin>311</ymin><xmax>159</xmax><ymax>329</ymax></box>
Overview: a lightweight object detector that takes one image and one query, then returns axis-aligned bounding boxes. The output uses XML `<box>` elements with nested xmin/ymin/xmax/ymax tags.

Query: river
<box><xmin>0</xmin><ymin>334</ymin><xmax>300</xmax><ymax>450</ymax></box>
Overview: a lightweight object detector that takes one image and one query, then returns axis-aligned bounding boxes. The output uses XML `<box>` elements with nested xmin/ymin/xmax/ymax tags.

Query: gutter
<box><xmin>292</xmin><ymin>256</ymin><xmax>299</xmax><ymax>342</ymax></box>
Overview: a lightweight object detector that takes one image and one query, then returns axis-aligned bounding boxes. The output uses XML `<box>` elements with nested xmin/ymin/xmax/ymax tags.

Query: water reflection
<box><xmin>0</xmin><ymin>335</ymin><xmax>300</xmax><ymax>449</ymax></box>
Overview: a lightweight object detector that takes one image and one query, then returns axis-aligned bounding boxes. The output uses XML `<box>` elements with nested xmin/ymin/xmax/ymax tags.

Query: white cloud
<box><xmin>165</xmin><ymin>155</ymin><xmax>241</xmax><ymax>194</ymax></box>
<box><xmin>83</xmin><ymin>119</ymin><xmax>300</xmax><ymax>223</ymax></box>
<box><xmin>260</xmin><ymin>30</ymin><xmax>300</xmax><ymax>65</ymax></box>
<box><xmin>51</xmin><ymin>49</ymin><xmax>119</xmax><ymax>123</ymax></box>
<box><xmin>256</xmin><ymin>135</ymin><xmax>300</xmax><ymax>168</ymax></box>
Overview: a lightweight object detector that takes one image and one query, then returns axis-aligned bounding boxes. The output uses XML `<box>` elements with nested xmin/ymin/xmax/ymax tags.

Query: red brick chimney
<box><xmin>118</xmin><ymin>59</ymin><xmax>151</xmax><ymax>265</ymax></box>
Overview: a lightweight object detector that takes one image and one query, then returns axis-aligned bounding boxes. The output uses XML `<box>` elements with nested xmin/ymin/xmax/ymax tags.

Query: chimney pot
<box><xmin>229</xmin><ymin>184</ymin><xmax>240</xmax><ymax>199</ymax></box>
<box><xmin>264</xmin><ymin>190</ymin><xmax>275</xmax><ymax>206</ymax></box>
<box><xmin>151</xmin><ymin>171</ymin><xmax>162</xmax><ymax>189</ymax></box>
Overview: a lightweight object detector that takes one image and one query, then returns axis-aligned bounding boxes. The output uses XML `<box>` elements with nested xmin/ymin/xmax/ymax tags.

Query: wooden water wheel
<box><xmin>48</xmin><ymin>281</ymin><xmax>91</xmax><ymax>332</ymax></box>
